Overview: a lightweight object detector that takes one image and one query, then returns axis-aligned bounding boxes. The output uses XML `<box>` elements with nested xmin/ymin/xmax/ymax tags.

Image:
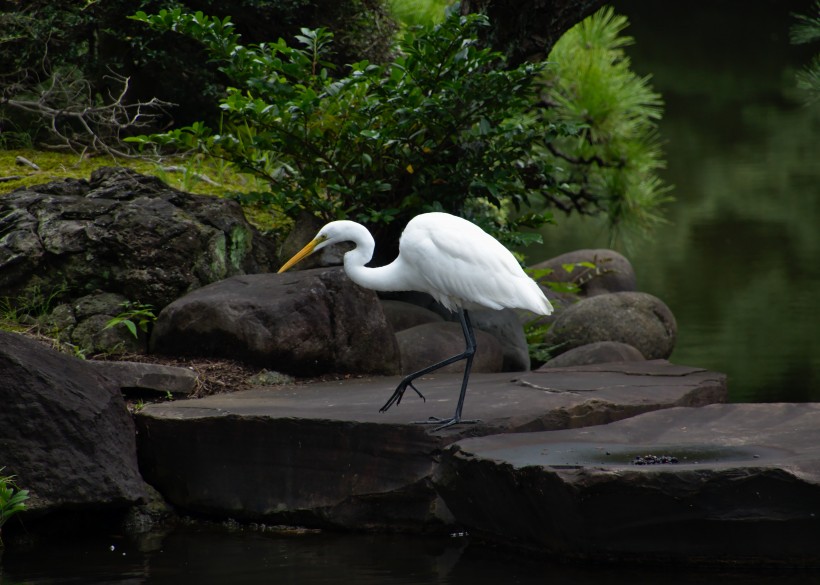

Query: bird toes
<box><xmin>379</xmin><ymin>393</ymin><xmax>400</xmax><ymax>412</ymax></box>
<box><xmin>379</xmin><ymin>378</ymin><xmax>427</xmax><ymax>413</ymax></box>
<box><xmin>414</xmin><ymin>415</ymin><xmax>481</xmax><ymax>432</ymax></box>
<box><xmin>407</xmin><ymin>381</ymin><xmax>426</xmax><ymax>402</ymax></box>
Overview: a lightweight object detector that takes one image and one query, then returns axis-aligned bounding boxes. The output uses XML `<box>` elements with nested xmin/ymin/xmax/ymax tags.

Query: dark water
<box><xmin>3</xmin><ymin>2</ymin><xmax>819</xmax><ymax>584</ymax></box>
<box><xmin>2</xmin><ymin>525</ymin><xmax>819</xmax><ymax>584</ymax></box>
<box><xmin>531</xmin><ymin>0</ymin><xmax>820</xmax><ymax>403</ymax></box>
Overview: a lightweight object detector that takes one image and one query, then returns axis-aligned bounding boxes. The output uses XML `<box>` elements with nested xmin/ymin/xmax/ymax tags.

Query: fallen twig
<box><xmin>14</xmin><ymin>156</ymin><xmax>40</xmax><ymax>171</ymax></box>
<box><xmin>161</xmin><ymin>165</ymin><xmax>221</xmax><ymax>186</ymax></box>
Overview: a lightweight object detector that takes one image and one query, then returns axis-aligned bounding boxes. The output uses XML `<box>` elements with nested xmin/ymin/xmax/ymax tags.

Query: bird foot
<box><xmin>414</xmin><ymin>416</ymin><xmax>481</xmax><ymax>432</ymax></box>
<box><xmin>379</xmin><ymin>379</ymin><xmax>425</xmax><ymax>413</ymax></box>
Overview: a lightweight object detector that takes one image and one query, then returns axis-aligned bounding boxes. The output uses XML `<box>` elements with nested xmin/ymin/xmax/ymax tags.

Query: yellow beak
<box><xmin>277</xmin><ymin>238</ymin><xmax>321</xmax><ymax>273</ymax></box>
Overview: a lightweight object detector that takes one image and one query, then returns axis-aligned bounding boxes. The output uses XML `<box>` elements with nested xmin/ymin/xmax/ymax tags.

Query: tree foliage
<box><xmin>539</xmin><ymin>7</ymin><xmax>671</xmax><ymax>242</ymax></box>
<box><xmin>791</xmin><ymin>0</ymin><xmax>820</xmax><ymax>103</ymax></box>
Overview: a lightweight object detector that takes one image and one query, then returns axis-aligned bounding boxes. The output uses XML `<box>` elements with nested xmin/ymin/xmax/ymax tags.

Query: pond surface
<box><xmin>531</xmin><ymin>0</ymin><xmax>820</xmax><ymax>402</ymax></box>
<box><xmin>2</xmin><ymin>525</ymin><xmax>819</xmax><ymax>585</ymax></box>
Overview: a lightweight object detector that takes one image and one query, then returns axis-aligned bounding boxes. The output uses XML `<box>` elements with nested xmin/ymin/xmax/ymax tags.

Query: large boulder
<box><xmin>469</xmin><ymin>309</ymin><xmax>532</xmax><ymax>371</ymax></box>
<box><xmin>545</xmin><ymin>291</ymin><xmax>677</xmax><ymax>360</ymax></box>
<box><xmin>381</xmin><ymin>293</ymin><xmax>532</xmax><ymax>373</ymax></box>
<box><xmin>396</xmin><ymin>322</ymin><xmax>503</xmax><ymax>375</ymax></box>
<box><xmin>0</xmin><ymin>167</ymin><xmax>277</xmax><ymax>352</ymax></box>
<box><xmin>380</xmin><ymin>299</ymin><xmax>444</xmax><ymax>333</ymax></box>
<box><xmin>151</xmin><ymin>268</ymin><xmax>401</xmax><ymax>376</ymax></box>
<box><xmin>0</xmin><ymin>331</ymin><xmax>148</xmax><ymax>537</ymax></box>
<box><xmin>383</xmin><ymin>299</ymin><xmax>530</xmax><ymax>373</ymax></box>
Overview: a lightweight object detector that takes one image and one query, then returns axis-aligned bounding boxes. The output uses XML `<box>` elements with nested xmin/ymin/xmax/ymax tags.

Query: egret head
<box><xmin>277</xmin><ymin>221</ymin><xmax>359</xmax><ymax>273</ymax></box>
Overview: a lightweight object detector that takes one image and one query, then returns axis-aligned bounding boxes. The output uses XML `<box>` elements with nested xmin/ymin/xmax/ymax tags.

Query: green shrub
<box><xmin>128</xmin><ymin>9</ymin><xmax>559</xmax><ymax>252</ymax></box>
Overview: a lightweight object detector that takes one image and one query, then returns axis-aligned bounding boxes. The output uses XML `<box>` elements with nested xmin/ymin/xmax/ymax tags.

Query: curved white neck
<box><xmin>342</xmin><ymin>234</ymin><xmax>414</xmax><ymax>293</ymax></box>
<box><xmin>344</xmin><ymin>252</ymin><xmax>409</xmax><ymax>293</ymax></box>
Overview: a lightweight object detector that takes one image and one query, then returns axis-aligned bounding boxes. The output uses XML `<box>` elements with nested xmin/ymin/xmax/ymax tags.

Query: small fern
<box><xmin>104</xmin><ymin>301</ymin><xmax>156</xmax><ymax>339</ymax></box>
<box><xmin>0</xmin><ymin>468</ymin><xmax>29</xmax><ymax>546</ymax></box>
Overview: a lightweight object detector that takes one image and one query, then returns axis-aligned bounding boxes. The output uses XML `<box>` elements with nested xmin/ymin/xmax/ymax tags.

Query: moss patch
<box><xmin>0</xmin><ymin>149</ymin><xmax>288</xmax><ymax>235</ymax></box>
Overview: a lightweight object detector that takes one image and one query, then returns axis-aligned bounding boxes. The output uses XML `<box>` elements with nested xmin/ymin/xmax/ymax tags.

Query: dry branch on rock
<box><xmin>2</xmin><ymin>71</ymin><xmax>173</xmax><ymax>156</ymax></box>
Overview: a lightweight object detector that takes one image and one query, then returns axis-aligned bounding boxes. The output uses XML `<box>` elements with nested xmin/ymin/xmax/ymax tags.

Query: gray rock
<box><xmin>380</xmin><ymin>299</ymin><xmax>443</xmax><ymax>333</ymax></box>
<box><xmin>0</xmin><ymin>167</ymin><xmax>277</xmax><ymax>353</ymax></box>
<box><xmin>64</xmin><ymin>290</ymin><xmax>147</xmax><ymax>354</ymax></box>
<box><xmin>383</xmin><ymin>298</ymin><xmax>530</xmax><ymax>372</ymax></box>
<box><xmin>545</xmin><ymin>291</ymin><xmax>676</xmax><ymax>359</ymax></box>
<box><xmin>396</xmin><ymin>322</ymin><xmax>503</xmax><ymax>375</ymax></box>
<box><xmin>0</xmin><ymin>331</ymin><xmax>147</xmax><ymax>536</ymax></box>
<box><xmin>135</xmin><ymin>361</ymin><xmax>727</xmax><ymax>532</ymax></box>
<box><xmin>541</xmin><ymin>341</ymin><xmax>645</xmax><ymax>368</ymax></box>
<box><xmin>437</xmin><ymin>403</ymin><xmax>820</xmax><ymax>565</ymax></box>
<box><xmin>151</xmin><ymin>268</ymin><xmax>401</xmax><ymax>376</ymax></box>
<box><xmin>469</xmin><ymin>309</ymin><xmax>531</xmax><ymax>372</ymax></box>
<box><xmin>72</xmin><ymin>291</ymin><xmax>129</xmax><ymax>320</ymax></box>
<box><xmin>532</xmin><ymin>249</ymin><xmax>637</xmax><ymax>297</ymax></box>
<box><xmin>87</xmin><ymin>360</ymin><xmax>199</xmax><ymax>397</ymax></box>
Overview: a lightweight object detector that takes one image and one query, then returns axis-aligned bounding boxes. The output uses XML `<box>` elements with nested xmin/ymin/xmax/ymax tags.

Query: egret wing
<box><xmin>399</xmin><ymin>214</ymin><xmax>551</xmax><ymax>314</ymax></box>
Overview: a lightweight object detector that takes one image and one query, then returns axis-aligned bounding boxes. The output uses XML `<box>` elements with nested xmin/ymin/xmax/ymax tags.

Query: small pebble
<box><xmin>631</xmin><ymin>454</ymin><xmax>679</xmax><ymax>466</ymax></box>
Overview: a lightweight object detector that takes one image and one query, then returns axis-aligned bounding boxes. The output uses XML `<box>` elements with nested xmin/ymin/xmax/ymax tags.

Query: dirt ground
<box><xmin>17</xmin><ymin>327</ymin><xmax>354</xmax><ymax>405</ymax></box>
<box><xmin>90</xmin><ymin>351</ymin><xmax>263</xmax><ymax>398</ymax></box>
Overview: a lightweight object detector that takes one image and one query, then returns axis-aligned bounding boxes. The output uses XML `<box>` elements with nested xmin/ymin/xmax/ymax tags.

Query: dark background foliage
<box><xmin>0</xmin><ymin>0</ymin><xmax>397</xmax><ymax>132</ymax></box>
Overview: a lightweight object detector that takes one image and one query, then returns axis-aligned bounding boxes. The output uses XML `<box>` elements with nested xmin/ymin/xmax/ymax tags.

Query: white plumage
<box><xmin>396</xmin><ymin>213</ymin><xmax>553</xmax><ymax>314</ymax></box>
<box><xmin>278</xmin><ymin>211</ymin><xmax>553</xmax><ymax>429</ymax></box>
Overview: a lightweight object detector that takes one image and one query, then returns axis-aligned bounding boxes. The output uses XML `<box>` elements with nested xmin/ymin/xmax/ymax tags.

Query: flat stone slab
<box><xmin>136</xmin><ymin>360</ymin><xmax>726</xmax><ymax>531</ymax></box>
<box><xmin>88</xmin><ymin>360</ymin><xmax>199</xmax><ymax>397</ymax></box>
<box><xmin>140</xmin><ymin>360</ymin><xmax>726</xmax><ymax>432</ymax></box>
<box><xmin>437</xmin><ymin>403</ymin><xmax>820</xmax><ymax>566</ymax></box>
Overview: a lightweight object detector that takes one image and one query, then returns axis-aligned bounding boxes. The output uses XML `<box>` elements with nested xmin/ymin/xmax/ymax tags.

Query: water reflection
<box><xmin>3</xmin><ymin>526</ymin><xmax>819</xmax><ymax>585</ymax></box>
<box><xmin>532</xmin><ymin>0</ymin><xmax>820</xmax><ymax>402</ymax></box>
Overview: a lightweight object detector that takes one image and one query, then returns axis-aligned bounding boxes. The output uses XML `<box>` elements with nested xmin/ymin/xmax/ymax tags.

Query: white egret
<box><xmin>278</xmin><ymin>211</ymin><xmax>553</xmax><ymax>429</ymax></box>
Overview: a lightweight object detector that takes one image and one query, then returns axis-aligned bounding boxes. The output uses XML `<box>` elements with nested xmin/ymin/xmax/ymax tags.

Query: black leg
<box><xmin>379</xmin><ymin>309</ymin><xmax>480</xmax><ymax>430</ymax></box>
